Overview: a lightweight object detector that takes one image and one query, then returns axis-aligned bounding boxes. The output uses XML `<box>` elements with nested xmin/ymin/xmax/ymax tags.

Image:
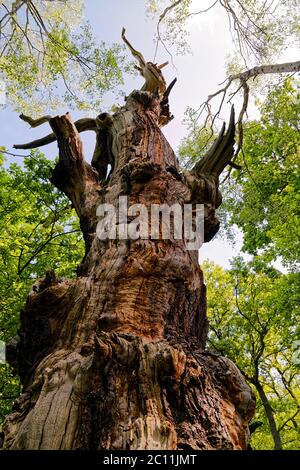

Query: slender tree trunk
<box><xmin>253</xmin><ymin>380</ymin><xmax>282</xmax><ymax>450</ymax></box>
<box><xmin>3</xmin><ymin>88</ymin><xmax>255</xmax><ymax>450</ymax></box>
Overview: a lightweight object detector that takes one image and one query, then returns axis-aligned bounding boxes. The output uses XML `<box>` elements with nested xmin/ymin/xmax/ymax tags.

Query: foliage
<box><xmin>224</xmin><ymin>80</ymin><xmax>300</xmax><ymax>269</ymax></box>
<box><xmin>146</xmin><ymin>0</ymin><xmax>300</xmax><ymax>63</ymax></box>
<box><xmin>0</xmin><ymin>0</ymin><xmax>127</xmax><ymax>113</ymax></box>
<box><xmin>178</xmin><ymin>79</ymin><xmax>300</xmax><ymax>268</ymax></box>
<box><xmin>0</xmin><ymin>151</ymin><xmax>84</xmax><ymax>427</ymax></box>
<box><xmin>178</xmin><ymin>121</ymin><xmax>216</xmax><ymax>169</ymax></box>
<box><xmin>147</xmin><ymin>0</ymin><xmax>300</xmax><ymax>156</ymax></box>
<box><xmin>203</xmin><ymin>258</ymin><xmax>300</xmax><ymax>450</ymax></box>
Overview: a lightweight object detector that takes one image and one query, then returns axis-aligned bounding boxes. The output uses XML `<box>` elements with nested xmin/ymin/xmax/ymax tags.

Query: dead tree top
<box><xmin>13</xmin><ymin>28</ymin><xmax>236</xmax><ymax>188</ymax></box>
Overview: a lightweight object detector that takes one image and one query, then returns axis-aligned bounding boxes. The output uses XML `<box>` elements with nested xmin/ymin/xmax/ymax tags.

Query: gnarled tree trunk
<box><xmin>3</xmin><ymin>86</ymin><xmax>255</xmax><ymax>450</ymax></box>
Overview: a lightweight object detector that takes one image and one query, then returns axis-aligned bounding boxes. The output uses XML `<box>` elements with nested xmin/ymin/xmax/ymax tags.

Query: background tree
<box><xmin>179</xmin><ymin>79</ymin><xmax>300</xmax><ymax>269</ymax></box>
<box><xmin>146</xmin><ymin>0</ymin><xmax>300</xmax><ymax>154</ymax></box>
<box><xmin>203</xmin><ymin>259</ymin><xmax>300</xmax><ymax>450</ymax></box>
<box><xmin>0</xmin><ymin>150</ymin><xmax>83</xmax><ymax>428</ymax></box>
<box><xmin>147</xmin><ymin>0</ymin><xmax>300</xmax><ymax>61</ymax></box>
<box><xmin>223</xmin><ymin>80</ymin><xmax>300</xmax><ymax>270</ymax></box>
<box><xmin>0</xmin><ymin>0</ymin><xmax>126</xmax><ymax>112</ymax></box>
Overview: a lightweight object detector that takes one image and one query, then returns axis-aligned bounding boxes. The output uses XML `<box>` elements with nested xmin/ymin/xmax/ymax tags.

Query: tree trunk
<box><xmin>3</xmin><ymin>88</ymin><xmax>255</xmax><ymax>450</ymax></box>
<box><xmin>253</xmin><ymin>380</ymin><xmax>282</xmax><ymax>450</ymax></box>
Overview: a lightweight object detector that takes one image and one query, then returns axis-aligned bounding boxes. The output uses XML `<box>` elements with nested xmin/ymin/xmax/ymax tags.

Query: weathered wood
<box><xmin>121</xmin><ymin>28</ymin><xmax>167</xmax><ymax>98</ymax></box>
<box><xmin>14</xmin><ymin>116</ymin><xmax>97</xmax><ymax>150</ymax></box>
<box><xmin>3</xmin><ymin>86</ymin><xmax>255</xmax><ymax>450</ymax></box>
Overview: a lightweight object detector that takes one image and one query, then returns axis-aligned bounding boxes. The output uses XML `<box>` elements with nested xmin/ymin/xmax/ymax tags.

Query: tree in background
<box><xmin>178</xmin><ymin>74</ymin><xmax>300</xmax><ymax>450</ymax></box>
<box><xmin>224</xmin><ymin>80</ymin><xmax>300</xmax><ymax>270</ymax></box>
<box><xmin>203</xmin><ymin>259</ymin><xmax>300</xmax><ymax>450</ymax></box>
<box><xmin>147</xmin><ymin>0</ymin><xmax>300</xmax><ymax>155</ymax></box>
<box><xmin>179</xmin><ymin>79</ymin><xmax>300</xmax><ymax>266</ymax></box>
<box><xmin>0</xmin><ymin>151</ymin><xmax>83</xmax><ymax>429</ymax></box>
<box><xmin>0</xmin><ymin>0</ymin><xmax>126</xmax><ymax>112</ymax></box>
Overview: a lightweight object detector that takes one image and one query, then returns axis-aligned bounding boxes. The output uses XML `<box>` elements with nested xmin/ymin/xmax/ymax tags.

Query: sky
<box><xmin>0</xmin><ymin>0</ymin><xmax>292</xmax><ymax>269</ymax></box>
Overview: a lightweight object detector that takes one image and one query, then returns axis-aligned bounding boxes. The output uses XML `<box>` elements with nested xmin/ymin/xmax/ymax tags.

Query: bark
<box><xmin>3</xmin><ymin>86</ymin><xmax>255</xmax><ymax>450</ymax></box>
<box><xmin>253</xmin><ymin>380</ymin><xmax>282</xmax><ymax>450</ymax></box>
<box><xmin>230</xmin><ymin>60</ymin><xmax>300</xmax><ymax>82</ymax></box>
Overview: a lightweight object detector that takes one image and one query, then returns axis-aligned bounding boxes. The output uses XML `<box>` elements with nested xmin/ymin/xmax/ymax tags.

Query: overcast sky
<box><xmin>1</xmin><ymin>0</ymin><xmax>293</xmax><ymax>269</ymax></box>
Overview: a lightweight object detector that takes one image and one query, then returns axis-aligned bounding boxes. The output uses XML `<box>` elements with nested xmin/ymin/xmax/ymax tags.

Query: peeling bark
<box><xmin>3</xmin><ymin>86</ymin><xmax>255</xmax><ymax>450</ymax></box>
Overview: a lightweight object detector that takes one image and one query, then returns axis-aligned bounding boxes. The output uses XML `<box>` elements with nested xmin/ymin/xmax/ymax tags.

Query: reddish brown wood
<box><xmin>3</xmin><ymin>90</ymin><xmax>255</xmax><ymax>450</ymax></box>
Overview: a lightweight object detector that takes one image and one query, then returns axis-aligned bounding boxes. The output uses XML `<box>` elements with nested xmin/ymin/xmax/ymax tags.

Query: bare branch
<box><xmin>191</xmin><ymin>106</ymin><xmax>236</xmax><ymax>178</ymax></box>
<box><xmin>14</xmin><ymin>117</ymin><xmax>97</xmax><ymax>150</ymax></box>
<box><xmin>19</xmin><ymin>113</ymin><xmax>52</xmax><ymax>128</ymax></box>
<box><xmin>122</xmin><ymin>27</ymin><xmax>168</xmax><ymax>98</ymax></box>
<box><xmin>17</xmin><ymin>229</ymin><xmax>80</xmax><ymax>276</ymax></box>
<box><xmin>230</xmin><ymin>61</ymin><xmax>300</xmax><ymax>81</ymax></box>
<box><xmin>153</xmin><ymin>0</ymin><xmax>184</xmax><ymax>66</ymax></box>
<box><xmin>192</xmin><ymin>59</ymin><xmax>300</xmax><ymax>164</ymax></box>
<box><xmin>187</xmin><ymin>0</ymin><xmax>219</xmax><ymax>17</ymax></box>
<box><xmin>121</xmin><ymin>27</ymin><xmax>146</xmax><ymax>68</ymax></box>
<box><xmin>278</xmin><ymin>408</ymin><xmax>300</xmax><ymax>433</ymax></box>
<box><xmin>0</xmin><ymin>149</ymin><xmax>31</xmax><ymax>158</ymax></box>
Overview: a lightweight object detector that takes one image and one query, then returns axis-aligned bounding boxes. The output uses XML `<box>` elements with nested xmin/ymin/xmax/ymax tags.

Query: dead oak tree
<box><xmin>3</xmin><ymin>30</ymin><xmax>255</xmax><ymax>450</ymax></box>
